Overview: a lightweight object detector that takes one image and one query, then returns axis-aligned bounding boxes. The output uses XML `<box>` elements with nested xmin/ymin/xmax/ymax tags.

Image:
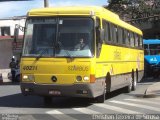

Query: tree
<box><xmin>106</xmin><ymin>0</ymin><xmax>160</xmax><ymax>21</ymax></box>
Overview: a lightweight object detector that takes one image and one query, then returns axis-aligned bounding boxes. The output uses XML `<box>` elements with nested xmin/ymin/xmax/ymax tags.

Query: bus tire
<box><xmin>43</xmin><ymin>96</ymin><xmax>52</xmax><ymax>105</ymax></box>
<box><xmin>105</xmin><ymin>73</ymin><xmax>111</xmax><ymax>93</ymax></box>
<box><xmin>136</xmin><ymin>69</ymin><xmax>138</xmax><ymax>82</ymax></box>
<box><xmin>132</xmin><ymin>70</ymin><xmax>136</xmax><ymax>91</ymax></box>
<box><xmin>95</xmin><ymin>77</ymin><xmax>107</xmax><ymax>103</ymax></box>
<box><xmin>125</xmin><ymin>73</ymin><xmax>132</xmax><ymax>93</ymax></box>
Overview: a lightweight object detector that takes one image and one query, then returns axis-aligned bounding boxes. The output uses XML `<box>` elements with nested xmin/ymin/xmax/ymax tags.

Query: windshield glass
<box><xmin>144</xmin><ymin>44</ymin><xmax>160</xmax><ymax>55</ymax></box>
<box><xmin>22</xmin><ymin>17</ymin><xmax>94</xmax><ymax>57</ymax></box>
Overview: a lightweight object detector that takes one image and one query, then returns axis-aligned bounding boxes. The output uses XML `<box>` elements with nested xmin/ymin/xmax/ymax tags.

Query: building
<box><xmin>0</xmin><ymin>16</ymin><xmax>25</xmax><ymax>36</ymax></box>
<box><xmin>0</xmin><ymin>16</ymin><xmax>25</xmax><ymax>81</ymax></box>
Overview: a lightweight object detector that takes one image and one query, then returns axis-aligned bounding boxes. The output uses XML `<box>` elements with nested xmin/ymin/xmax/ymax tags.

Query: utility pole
<box><xmin>44</xmin><ymin>0</ymin><xmax>49</xmax><ymax>7</ymax></box>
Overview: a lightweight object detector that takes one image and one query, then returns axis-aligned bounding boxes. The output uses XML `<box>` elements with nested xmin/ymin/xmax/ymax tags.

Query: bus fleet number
<box><xmin>23</xmin><ymin>66</ymin><xmax>37</xmax><ymax>71</ymax></box>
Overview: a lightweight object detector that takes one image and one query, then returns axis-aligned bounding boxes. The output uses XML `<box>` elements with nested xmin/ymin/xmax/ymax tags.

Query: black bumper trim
<box><xmin>20</xmin><ymin>82</ymin><xmax>104</xmax><ymax>98</ymax></box>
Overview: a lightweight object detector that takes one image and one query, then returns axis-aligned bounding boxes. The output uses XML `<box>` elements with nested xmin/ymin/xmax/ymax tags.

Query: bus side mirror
<box><xmin>96</xmin><ymin>27</ymin><xmax>104</xmax><ymax>44</ymax></box>
<box><xmin>14</xmin><ymin>24</ymin><xmax>24</xmax><ymax>42</ymax></box>
<box><xmin>96</xmin><ymin>27</ymin><xmax>104</xmax><ymax>58</ymax></box>
<box><xmin>100</xmin><ymin>28</ymin><xmax>104</xmax><ymax>44</ymax></box>
<box><xmin>14</xmin><ymin>28</ymin><xmax>19</xmax><ymax>42</ymax></box>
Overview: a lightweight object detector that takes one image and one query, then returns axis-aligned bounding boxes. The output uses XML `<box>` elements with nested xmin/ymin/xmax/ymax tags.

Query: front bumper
<box><xmin>20</xmin><ymin>81</ymin><xmax>104</xmax><ymax>98</ymax></box>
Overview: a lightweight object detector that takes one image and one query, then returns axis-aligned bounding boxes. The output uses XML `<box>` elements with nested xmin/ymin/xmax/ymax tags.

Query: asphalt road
<box><xmin>0</xmin><ymin>78</ymin><xmax>160</xmax><ymax>120</ymax></box>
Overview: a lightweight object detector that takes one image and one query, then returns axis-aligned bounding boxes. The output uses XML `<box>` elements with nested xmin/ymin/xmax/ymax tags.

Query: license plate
<box><xmin>49</xmin><ymin>90</ymin><xmax>61</xmax><ymax>95</ymax></box>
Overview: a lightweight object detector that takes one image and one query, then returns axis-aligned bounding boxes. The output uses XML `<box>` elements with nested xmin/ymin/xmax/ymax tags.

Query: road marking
<box><xmin>125</xmin><ymin>98</ymin><xmax>160</xmax><ymax>105</ymax></box>
<box><xmin>19</xmin><ymin>115</ymin><xmax>36</xmax><ymax>120</ymax></box>
<box><xmin>73</xmin><ymin>108</ymin><xmax>100</xmax><ymax>114</ymax></box>
<box><xmin>46</xmin><ymin>110</ymin><xmax>77</xmax><ymax>120</ymax></box>
<box><xmin>110</xmin><ymin>100</ymin><xmax>160</xmax><ymax>112</ymax></box>
<box><xmin>94</xmin><ymin>103</ymin><xmax>142</xmax><ymax>114</ymax></box>
<box><xmin>152</xmin><ymin>97</ymin><xmax>160</xmax><ymax>100</ymax></box>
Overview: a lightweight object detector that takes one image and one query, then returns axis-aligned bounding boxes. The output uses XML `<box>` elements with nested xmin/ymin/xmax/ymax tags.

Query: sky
<box><xmin>0</xmin><ymin>0</ymin><xmax>107</xmax><ymax>18</ymax></box>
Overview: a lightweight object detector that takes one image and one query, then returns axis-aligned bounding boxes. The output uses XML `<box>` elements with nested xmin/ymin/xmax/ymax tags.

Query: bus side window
<box><xmin>122</xmin><ymin>29</ymin><xmax>126</xmax><ymax>44</ymax></box>
<box><xmin>115</xmin><ymin>26</ymin><xmax>119</xmax><ymax>43</ymax></box>
<box><xmin>102</xmin><ymin>20</ymin><xmax>110</xmax><ymax>43</ymax></box>
<box><xmin>96</xmin><ymin>17</ymin><xmax>102</xmax><ymax>57</ymax></box>
<box><xmin>139</xmin><ymin>36</ymin><xmax>143</xmax><ymax>48</ymax></box>
<box><xmin>135</xmin><ymin>34</ymin><xmax>139</xmax><ymax>47</ymax></box>
<box><xmin>127</xmin><ymin>31</ymin><xmax>130</xmax><ymax>46</ymax></box>
<box><xmin>130</xmin><ymin>32</ymin><xmax>135</xmax><ymax>47</ymax></box>
<box><xmin>111</xmin><ymin>24</ymin><xmax>118</xmax><ymax>44</ymax></box>
<box><xmin>124</xmin><ymin>30</ymin><xmax>129</xmax><ymax>46</ymax></box>
<box><xmin>118</xmin><ymin>27</ymin><xmax>123</xmax><ymax>44</ymax></box>
<box><xmin>109</xmin><ymin>23</ymin><xmax>114</xmax><ymax>43</ymax></box>
<box><xmin>96</xmin><ymin>18</ymin><xmax>100</xmax><ymax>44</ymax></box>
<box><xmin>107</xmin><ymin>22</ymin><xmax>111</xmax><ymax>42</ymax></box>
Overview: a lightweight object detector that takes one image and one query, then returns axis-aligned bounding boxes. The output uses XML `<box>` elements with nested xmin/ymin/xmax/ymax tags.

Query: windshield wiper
<box><xmin>35</xmin><ymin>48</ymin><xmax>49</xmax><ymax>60</ymax></box>
<box><xmin>56</xmin><ymin>41</ymin><xmax>73</xmax><ymax>59</ymax></box>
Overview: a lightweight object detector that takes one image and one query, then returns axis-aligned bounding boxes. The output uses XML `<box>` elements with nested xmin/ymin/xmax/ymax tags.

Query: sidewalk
<box><xmin>144</xmin><ymin>80</ymin><xmax>160</xmax><ymax>96</ymax></box>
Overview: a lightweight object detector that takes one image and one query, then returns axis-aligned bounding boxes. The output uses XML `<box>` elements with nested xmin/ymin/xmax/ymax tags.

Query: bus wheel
<box><xmin>106</xmin><ymin>73</ymin><xmax>111</xmax><ymax>93</ymax></box>
<box><xmin>125</xmin><ymin>74</ymin><xmax>132</xmax><ymax>93</ymax></box>
<box><xmin>132</xmin><ymin>71</ymin><xmax>136</xmax><ymax>91</ymax></box>
<box><xmin>95</xmin><ymin>80</ymin><xmax>106</xmax><ymax>103</ymax></box>
<box><xmin>43</xmin><ymin>96</ymin><xmax>52</xmax><ymax>105</ymax></box>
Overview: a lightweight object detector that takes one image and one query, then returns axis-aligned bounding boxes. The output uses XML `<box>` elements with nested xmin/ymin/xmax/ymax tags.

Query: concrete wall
<box><xmin>0</xmin><ymin>18</ymin><xmax>25</xmax><ymax>36</ymax></box>
<box><xmin>0</xmin><ymin>38</ymin><xmax>13</xmax><ymax>81</ymax></box>
<box><xmin>0</xmin><ymin>39</ymin><xmax>13</xmax><ymax>69</ymax></box>
<box><xmin>0</xmin><ymin>17</ymin><xmax>25</xmax><ymax>82</ymax></box>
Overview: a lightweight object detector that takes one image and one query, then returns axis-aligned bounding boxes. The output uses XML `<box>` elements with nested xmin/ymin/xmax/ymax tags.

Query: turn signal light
<box><xmin>90</xmin><ymin>74</ymin><xmax>96</xmax><ymax>83</ymax></box>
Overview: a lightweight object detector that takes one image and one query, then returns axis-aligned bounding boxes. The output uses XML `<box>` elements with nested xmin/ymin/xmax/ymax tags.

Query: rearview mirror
<box><xmin>14</xmin><ymin>28</ymin><xmax>19</xmax><ymax>42</ymax></box>
<box><xmin>100</xmin><ymin>28</ymin><xmax>104</xmax><ymax>44</ymax></box>
<box><xmin>14</xmin><ymin>24</ymin><xmax>24</xmax><ymax>42</ymax></box>
<box><xmin>96</xmin><ymin>27</ymin><xmax>104</xmax><ymax>44</ymax></box>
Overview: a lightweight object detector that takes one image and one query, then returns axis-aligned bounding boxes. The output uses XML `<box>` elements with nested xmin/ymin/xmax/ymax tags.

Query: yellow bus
<box><xmin>20</xmin><ymin>6</ymin><xmax>144</xmax><ymax>103</ymax></box>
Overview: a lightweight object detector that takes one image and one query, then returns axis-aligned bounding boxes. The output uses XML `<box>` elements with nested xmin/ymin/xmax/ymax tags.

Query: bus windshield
<box><xmin>22</xmin><ymin>17</ymin><xmax>94</xmax><ymax>58</ymax></box>
<box><xmin>144</xmin><ymin>44</ymin><xmax>160</xmax><ymax>55</ymax></box>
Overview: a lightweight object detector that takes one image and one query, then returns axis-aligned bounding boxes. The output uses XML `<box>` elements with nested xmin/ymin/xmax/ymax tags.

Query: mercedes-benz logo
<box><xmin>51</xmin><ymin>76</ymin><xmax>57</xmax><ymax>82</ymax></box>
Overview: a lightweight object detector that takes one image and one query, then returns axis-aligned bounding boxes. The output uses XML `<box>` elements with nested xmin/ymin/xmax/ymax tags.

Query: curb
<box><xmin>144</xmin><ymin>82</ymin><xmax>160</xmax><ymax>97</ymax></box>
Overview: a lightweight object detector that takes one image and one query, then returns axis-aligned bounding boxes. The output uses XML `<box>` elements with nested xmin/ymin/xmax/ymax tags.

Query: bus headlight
<box><xmin>22</xmin><ymin>75</ymin><xmax>34</xmax><ymax>81</ymax></box>
<box><xmin>84</xmin><ymin>76</ymin><xmax>89</xmax><ymax>81</ymax></box>
<box><xmin>23</xmin><ymin>75</ymin><xmax>28</xmax><ymax>79</ymax></box>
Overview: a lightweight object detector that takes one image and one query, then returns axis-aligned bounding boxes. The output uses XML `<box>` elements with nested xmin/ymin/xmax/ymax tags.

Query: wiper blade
<box><xmin>35</xmin><ymin>48</ymin><xmax>48</xmax><ymax>60</ymax></box>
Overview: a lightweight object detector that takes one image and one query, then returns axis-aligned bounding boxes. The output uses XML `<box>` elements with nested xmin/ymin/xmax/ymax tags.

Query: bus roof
<box><xmin>28</xmin><ymin>6</ymin><xmax>142</xmax><ymax>35</ymax></box>
<box><xmin>143</xmin><ymin>39</ymin><xmax>160</xmax><ymax>44</ymax></box>
<box><xmin>28</xmin><ymin>6</ymin><xmax>118</xmax><ymax>18</ymax></box>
